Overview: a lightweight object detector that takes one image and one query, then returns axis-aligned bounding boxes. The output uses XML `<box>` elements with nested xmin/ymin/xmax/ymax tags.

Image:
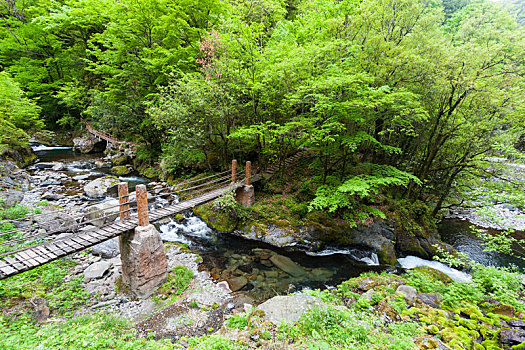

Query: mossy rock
<box><xmin>112</xmin><ymin>155</ymin><xmax>130</xmax><ymax>166</ymax></box>
<box><xmin>488</xmin><ymin>304</ymin><xmax>516</xmax><ymax>318</ymax></box>
<box><xmin>412</xmin><ymin>266</ymin><xmax>454</xmax><ymax>284</ymax></box>
<box><xmin>111</xmin><ymin>165</ymin><xmax>130</xmax><ymax>176</ymax></box>
<box><xmin>138</xmin><ymin>166</ymin><xmax>161</xmax><ymax>179</ymax></box>
<box><xmin>175</xmin><ymin>214</ymin><xmax>184</xmax><ymax>222</ymax></box>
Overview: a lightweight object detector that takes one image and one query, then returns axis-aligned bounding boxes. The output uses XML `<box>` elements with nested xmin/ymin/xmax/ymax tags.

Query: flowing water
<box><xmin>439</xmin><ymin>218</ymin><xmax>525</xmax><ymax>271</ymax></box>
<box><xmin>31</xmin><ymin>144</ymin><xmax>525</xmax><ymax>301</ymax></box>
<box><xmin>30</xmin><ymin>144</ymin><xmax>384</xmax><ymax>302</ymax></box>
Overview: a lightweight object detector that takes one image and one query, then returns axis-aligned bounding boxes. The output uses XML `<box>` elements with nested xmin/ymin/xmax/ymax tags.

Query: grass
<box><xmin>155</xmin><ymin>265</ymin><xmax>194</xmax><ymax>302</ymax></box>
<box><xmin>0</xmin><ymin>313</ymin><xmax>174</xmax><ymax>350</ymax></box>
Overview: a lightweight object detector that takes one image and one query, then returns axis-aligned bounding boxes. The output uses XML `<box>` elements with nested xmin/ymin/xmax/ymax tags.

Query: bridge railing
<box><xmin>0</xmin><ymin>160</ymin><xmax>252</xmax><ymax>266</ymax></box>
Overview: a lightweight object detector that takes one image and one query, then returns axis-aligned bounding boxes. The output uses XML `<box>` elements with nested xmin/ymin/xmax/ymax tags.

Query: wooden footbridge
<box><xmin>81</xmin><ymin>119</ymin><xmax>138</xmax><ymax>148</ymax></box>
<box><xmin>0</xmin><ymin>160</ymin><xmax>260</xmax><ymax>279</ymax></box>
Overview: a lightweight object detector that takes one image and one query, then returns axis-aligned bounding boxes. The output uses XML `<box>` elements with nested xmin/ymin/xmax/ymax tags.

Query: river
<box><xmin>27</xmin><ymin>145</ymin><xmax>525</xmax><ymax>302</ymax></box>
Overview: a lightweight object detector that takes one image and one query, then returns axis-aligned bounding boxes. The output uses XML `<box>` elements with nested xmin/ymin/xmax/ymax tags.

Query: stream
<box><xmin>26</xmin><ymin>144</ymin><xmax>525</xmax><ymax>303</ymax></box>
<box><xmin>28</xmin><ymin>145</ymin><xmax>383</xmax><ymax>302</ymax></box>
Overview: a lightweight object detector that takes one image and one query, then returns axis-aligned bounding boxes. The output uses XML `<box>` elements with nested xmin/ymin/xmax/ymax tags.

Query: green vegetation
<box><xmin>0</xmin><ymin>313</ymin><xmax>173</xmax><ymax>350</ymax></box>
<box><xmin>155</xmin><ymin>265</ymin><xmax>194</xmax><ymax>302</ymax></box>
<box><xmin>1</xmin><ymin>0</ymin><xmax>523</xmax><ymax>225</ymax></box>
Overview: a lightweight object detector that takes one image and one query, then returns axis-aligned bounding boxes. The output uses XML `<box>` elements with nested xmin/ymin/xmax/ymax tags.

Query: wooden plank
<box><xmin>4</xmin><ymin>256</ymin><xmax>25</xmax><ymax>270</ymax></box>
<box><xmin>69</xmin><ymin>236</ymin><xmax>90</xmax><ymax>248</ymax></box>
<box><xmin>33</xmin><ymin>245</ymin><xmax>57</xmax><ymax>260</ymax></box>
<box><xmin>0</xmin><ymin>260</ymin><xmax>16</xmax><ymax>275</ymax></box>
<box><xmin>77</xmin><ymin>232</ymin><xmax>101</xmax><ymax>244</ymax></box>
<box><xmin>15</xmin><ymin>251</ymin><xmax>39</xmax><ymax>268</ymax></box>
<box><xmin>25</xmin><ymin>249</ymin><xmax>47</xmax><ymax>264</ymax></box>
<box><xmin>54</xmin><ymin>240</ymin><xmax>75</xmax><ymax>254</ymax></box>
<box><xmin>45</xmin><ymin>242</ymin><xmax>67</xmax><ymax>256</ymax></box>
<box><xmin>59</xmin><ymin>238</ymin><xmax>82</xmax><ymax>250</ymax></box>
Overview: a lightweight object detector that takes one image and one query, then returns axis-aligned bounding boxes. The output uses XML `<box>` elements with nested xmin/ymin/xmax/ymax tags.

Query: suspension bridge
<box><xmin>0</xmin><ymin>160</ymin><xmax>257</xmax><ymax>280</ymax></box>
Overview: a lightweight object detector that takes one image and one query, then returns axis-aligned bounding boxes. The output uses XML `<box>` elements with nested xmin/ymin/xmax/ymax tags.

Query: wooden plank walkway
<box><xmin>0</xmin><ymin>183</ymin><xmax>242</xmax><ymax>280</ymax></box>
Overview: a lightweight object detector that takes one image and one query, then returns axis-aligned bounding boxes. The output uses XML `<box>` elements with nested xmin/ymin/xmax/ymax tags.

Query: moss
<box><xmin>112</xmin><ymin>155</ymin><xmax>130</xmax><ymax>166</ymax></box>
<box><xmin>194</xmin><ymin>202</ymin><xmax>237</xmax><ymax>232</ymax></box>
<box><xmin>175</xmin><ymin>214</ymin><xmax>184</xmax><ymax>222</ymax></box>
<box><xmin>481</xmin><ymin>339</ymin><xmax>502</xmax><ymax>350</ymax></box>
<box><xmin>111</xmin><ymin>165</ymin><xmax>130</xmax><ymax>176</ymax></box>
<box><xmin>412</xmin><ymin>266</ymin><xmax>454</xmax><ymax>284</ymax></box>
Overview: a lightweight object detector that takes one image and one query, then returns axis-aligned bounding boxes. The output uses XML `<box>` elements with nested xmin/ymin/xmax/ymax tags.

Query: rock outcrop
<box><xmin>73</xmin><ymin>135</ymin><xmax>106</xmax><ymax>154</ymax></box>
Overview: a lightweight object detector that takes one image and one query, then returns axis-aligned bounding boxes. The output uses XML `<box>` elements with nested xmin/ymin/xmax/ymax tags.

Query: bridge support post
<box><xmin>231</xmin><ymin>159</ymin><xmax>237</xmax><ymax>183</ymax></box>
<box><xmin>235</xmin><ymin>161</ymin><xmax>255</xmax><ymax>207</ymax></box>
<box><xmin>119</xmin><ymin>184</ymin><xmax>167</xmax><ymax>299</ymax></box>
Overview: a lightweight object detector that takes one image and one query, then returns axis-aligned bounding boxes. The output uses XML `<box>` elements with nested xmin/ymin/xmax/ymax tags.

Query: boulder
<box><xmin>235</xmin><ymin>185</ymin><xmax>255</xmax><ymax>207</ymax></box>
<box><xmin>84</xmin><ymin>199</ymin><xmax>120</xmax><ymax>227</ymax></box>
<box><xmin>417</xmin><ymin>293</ymin><xmax>443</xmax><ymax>308</ymax></box>
<box><xmin>91</xmin><ymin>237</ymin><xmax>120</xmax><ymax>258</ymax></box>
<box><xmin>83</xmin><ymin>176</ymin><xmax>120</xmax><ymax>198</ymax></box>
<box><xmin>73</xmin><ymin>135</ymin><xmax>106</xmax><ymax>154</ymax></box>
<box><xmin>226</xmin><ymin>276</ymin><xmax>248</xmax><ymax>292</ymax></box>
<box><xmin>269</xmin><ymin>254</ymin><xmax>306</xmax><ymax>277</ymax></box>
<box><xmin>374</xmin><ymin>299</ymin><xmax>401</xmax><ymax>323</ymax></box>
<box><xmin>396</xmin><ymin>285</ymin><xmax>417</xmax><ymax>303</ymax></box>
<box><xmin>111</xmin><ymin>165</ymin><xmax>131</xmax><ymax>176</ymax></box>
<box><xmin>34</xmin><ymin>207</ymin><xmax>77</xmax><ymax>233</ymax></box>
<box><xmin>0</xmin><ymin>190</ymin><xmax>24</xmax><ymax>208</ymax></box>
<box><xmin>500</xmin><ymin>328</ymin><xmax>525</xmax><ymax>346</ymax></box>
<box><xmin>52</xmin><ymin>162</ymin><xmax>66</xmax><ymax>171</ymax></box>
<box><xmin>257</xmin><ymin>295</ymin><xmax>328</xmax><ymax>324</ymax></box>
<box><xmin>84</xmin><ymin>261</ymin><xmax>111</xmax><ymax>280</ymax></box>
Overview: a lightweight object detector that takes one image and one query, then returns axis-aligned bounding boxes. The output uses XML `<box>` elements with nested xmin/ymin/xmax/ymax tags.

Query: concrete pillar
<box><xmin>236</xmin><ymin>185</ymin><xmax>255</xmax><ymax>207</ymax></box>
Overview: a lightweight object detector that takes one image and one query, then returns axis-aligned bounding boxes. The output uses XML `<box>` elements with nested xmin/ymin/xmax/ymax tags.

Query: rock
<box><xmin>374</xmin><ymin>300</ymin><xmax>401</xmax><ymax>323</ymax></box>
<box><xmin>31</xmin><ymin>297</ymin><xmax>50</xmax><ymax>323</ymax></box>
<box><xmin>508</xmin><ymin>319</ymin><xmax>525</xmax><ymax>329</ymax></box>
<box><xmin>52</xmin><ymin>162</ymin><xmax>66</xmax><ymax>171</ymax></box>
<box><xmin>84</xmin><ymin>199</ymin><xmax>120</xmax><ymax>227</ymax></box>
<box><xmin>415</xmin><ymin>335</ymin><xmax>440</xmax><ymax>350</ymax></box>
<box><xmin>269</xmin><ymin>254</ymin><xmax>305</xmax><ymax>277</ymax></box>
<box><xmin>235</xmin><ymin>185</ymin><xmax>255</xmax><ymax>207</ymax></box>
<box><xmin>417</xmin><ymin>293</ymin><xmax>443</xmax><ymax>308</ymax></box>
<box><xmin>412</xmin><ymin>266</ymin><xmax>454</xmax><ymax>284</ymax></box>
<box><xmin>257</xmin><ymin>295</ymin><xmax>328</xmax><ymax>325</ymax></box>
<box><xmin>362</xmin><ymin>289</ymin><xmax>375</xmax><ymax>301</ymax></box>
<box><xmin>217</xmin><ymin>281</ymin><xmax>232</xmax><ymax>293</ymax></box>
<box><xmin>244</xmin><ymin>303</ymin><xmax>253</xmax><ymax>314</ymax></box>
<box><xmin>111</xmin><ymin>165</ymin><xmax>131</xmax><ymax>176</ymax></box>
<box><xmin>73</xmin><ymin>135</ymin><xmax>106</xmax><ymax>154</ymax></box>
<box><xmin>226</xmin><ymin>276</ymin><xmax>248</xmax><ymax>292</ymax></box>
<box><xmin>91</xmin><ymin>237</ymin><xmax>120</xmax><ymax>258</ymax></box>
<box><xmin>396</xmin><ymin>285</ymin><xmax>417</xmax><ymax>303</ymax></box>
<box><xmin>84</xmin><ymin>261</ymin><xmax>111</xmax><ymax>280</ymax></box>
<box><xmin>500</xmin><ymin>328</ymin><xmax>525</xmax><ymax>346</ymax></box>
<box><xmin>83</xmin><ymin>176</ymin><xmax>120</xmax><ymax>198</ymax></box>
<box><xmin>120</xmin><ymin>224</ymin><xmax>168</xmax><ymax>299</ymax></box>
<box><xmin>73</xmin><ymin>174</ymin><xmax>90</xmax><ymax>181</ymax></box>
<box><xmin>0</xmin><ymin>190</ymin><xmax>24</xmax><ymax>207</ymax></box>
<box><xmin>42</xmin><ymin>192</ymin><xmax>64</xmax><ymax>201</ymax></box>
<box><xmin>34</xmin><ymin>207</ymin><xmax>77</xmax><ymax>233</ymax></box>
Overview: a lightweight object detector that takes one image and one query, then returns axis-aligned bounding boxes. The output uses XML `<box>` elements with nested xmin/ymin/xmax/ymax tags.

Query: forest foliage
<box><xmin>1</xmin><ymin>0</ymin><xmax>524</xmax><ymax>221</ymax></box>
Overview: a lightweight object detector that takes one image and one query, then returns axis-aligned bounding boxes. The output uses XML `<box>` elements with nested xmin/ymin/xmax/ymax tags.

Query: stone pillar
<box><xmin>236</xmin><ymin>185</ymin><xmax>255</xmax><ymax>207</ymax></box>
<box><xmin>119</xmin><ymin>224</ymin><xmax>168</xmax><ymax>299</ymax></box>
<box><xmin>119</xmin><ymin>183</ymin><xmax>167</xmax><ymax>299</ymax></box>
